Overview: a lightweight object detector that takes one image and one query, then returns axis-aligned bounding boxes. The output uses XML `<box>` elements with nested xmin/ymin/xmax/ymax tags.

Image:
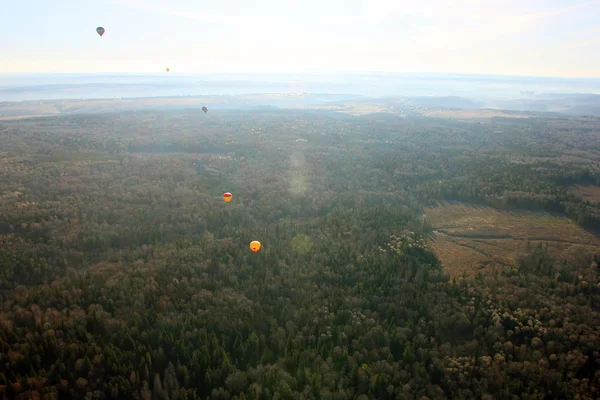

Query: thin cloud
<box><xmin>108</xmin><ymin>0</ymin><xmax>502</xmax><ymax>28</ymax></box>
<box><xmin>109</xmin><ymin>0</ymin><xmax>274</xmax><ymax>25</ymax></box>
<box><xmin>361</xmin><ymin>0</ymin><xmax>523</xmax><ymax>24</ymax></box>
<box><xmin>403</xmin><ymin>0</ymin><xmax>600</xmax><ymax>52</ymax></box>
<box><xmin>564</xmin><ymin>37</ymin><xmax>600</xmax><ymax>48</ymax></box>
<box><xmin>111</xmin><ymin>0</ymin><xmax>384</xmax><ymax>27</ymax></box>
<box><xmin>108</xmin><ymin>0</ymin><xmax>319</xmax><ymax>41</ymax></box>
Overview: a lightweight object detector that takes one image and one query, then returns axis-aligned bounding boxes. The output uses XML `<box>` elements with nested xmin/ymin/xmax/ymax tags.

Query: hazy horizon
<box><xmin>2</xmin><ymin>72</ymin><xmax>600</xmax><ymax>103</ymax></box>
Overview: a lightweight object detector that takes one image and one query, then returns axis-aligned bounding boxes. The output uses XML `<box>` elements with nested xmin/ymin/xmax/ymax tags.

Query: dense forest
<box><xmin>0</xmin><ymin>109</ymin><xmax>599</xmax><ymax>399</ymax></box>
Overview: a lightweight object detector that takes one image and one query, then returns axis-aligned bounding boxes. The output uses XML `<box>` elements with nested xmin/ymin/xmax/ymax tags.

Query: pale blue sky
<box><xmin>1</xmin><ymin>0</ymin><xmax>599</xmax><ymax>76</ymax></box>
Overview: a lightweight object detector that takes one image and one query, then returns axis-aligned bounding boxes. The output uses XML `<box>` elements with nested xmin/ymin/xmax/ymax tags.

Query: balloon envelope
<box><xmin>223</xmin><ymin>192</ymin><xmax>232</xmax><ymax>203</ymax></box>
<box><xmin>166</xmin><ymin>68</ymin><xmax>170</xmax><ymax>72</ymax></box>
<box><xmin>250</xmin><ymin>241</ymin><xmax>261</xmax><ymax>252</ymax></box>
<box><xmin>202</xmin><ymin>106</ymin><xmax>208</xmax><ymax>114</ymax></box>
<box><xmin>96</xmin><ymin>27</ymin><xmax>105</xmax><ymax>37</ymax></box>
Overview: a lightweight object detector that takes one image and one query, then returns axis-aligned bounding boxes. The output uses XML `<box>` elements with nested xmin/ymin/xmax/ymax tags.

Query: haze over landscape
<box><xmin>2</xmin><ymin>1</ymin><xmax>600</xmax><ymax>399</ymax></box>
<box><xmin>2</xmin><ymin>0</ymin><xmax>600</xmax><ymax>114</ymax></box>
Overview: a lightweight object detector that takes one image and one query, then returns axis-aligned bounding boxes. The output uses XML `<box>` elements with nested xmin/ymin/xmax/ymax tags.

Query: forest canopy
<box><xmin>0</xmin><ymin>109</ymin><xmax>599</xmax><ymax>399</ymax></box>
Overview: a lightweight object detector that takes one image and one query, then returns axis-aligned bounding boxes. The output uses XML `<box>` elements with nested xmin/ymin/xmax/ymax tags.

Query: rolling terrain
<box><xmin>2</xmin><ymin>89</ymin><xmax>600</xmax><ymax>122</ymax></box>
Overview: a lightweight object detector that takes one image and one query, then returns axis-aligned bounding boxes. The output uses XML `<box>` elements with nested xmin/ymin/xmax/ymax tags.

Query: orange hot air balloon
<box><xmin>223</xmin><ymin>192</ymin><xmax>232</xmax><ymax>203</ymax></box>
<box><xmin>96</xmin><ymin>27</ymin><xmax>105</xmax><ymax>37</ymax></box>
<box><xmin>250</xmin><ymin>241</ymin><xmax>261</xmax><ymax>252</ymax></box>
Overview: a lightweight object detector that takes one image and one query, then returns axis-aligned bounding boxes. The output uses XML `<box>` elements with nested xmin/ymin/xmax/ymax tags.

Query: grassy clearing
<box><xmin>570</xmin><ymin>184</ymin><xmax>600</xmax><ymax>202</ymax></box>
<box><xmin>423</xmin><ymin>109</ymin><xmax>532</xmax><ymax>119</ymax></box>
<box><xmin>425</xmin><ymin>202</ymin><xmax>600</xmax><ymax>277</ymax></box>
<box><xmin>0</xmin><ymin>97</ymin><xmax>220</xmax><ymax>119</ymax></box>
<box><xmin>283</xmin><ymin>105</ymin><xmax>349</xmax><ymax>111</ymax></box>
<box><xmin>284</xmin><ymin>103</ymin><xmax>391</xmax><ymax>115</ymax></box>
<box><xmin>0</xmin><ymin>114</ymin><xmax>61</xmax><ymax>121</ymax></box>
<box><xmin>33</xmin><ymin>152</ymin><xmax>125</xmax><ymax>163</ymax></box>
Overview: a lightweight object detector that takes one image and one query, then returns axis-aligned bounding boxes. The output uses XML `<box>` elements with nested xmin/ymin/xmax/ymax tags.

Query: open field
<box><xmin>283</xmin><ymin>102</ymin><xmax>391</xmax><ymax>115</ymax></box>
<box><xmin>570</xmin><ymin>184</ymin><xmax>600</xmax><ymax>202</ymax></box>
<box><xmin>425</xmin><ymin>202</ymin><xmax>600</xmax><ymax>277</ymax></box>
<box><xmin>0</xmin><ymin>97</ymin><xmax>220</xmax><ymax>118</ymax></box>
<box><xmin>423</xmin><ymin>109</ymin><xmax>533</xmax><ymax>119</ymax></box>
<box><xmin>0</xmin><ymin>114</ymin><xmax>61</xmax><ymax>121</ymax></box>
<box><xmin>0</xmin><ymin>96</ymin><xmax>399</xmax><ymax>119</ymax></box>
<box><xmin>281</xmin><ymin>105</ymin><xmax>348</xmax><ymax>111</ymax></box>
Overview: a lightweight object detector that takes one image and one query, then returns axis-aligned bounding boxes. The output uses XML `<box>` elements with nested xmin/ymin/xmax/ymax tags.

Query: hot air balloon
<box><xmin>223</xmin><ymin>192</ymin><xmax>232</xmax><ymax>203</ymax></box>
<box><xmin>166</xmin><ymin>68</ymin><xmax>170</xmax><ymax>72</ymax></box>
<box><xmin>250</xmin><ymin>241</ymin><xmax>261</xmax><ymax>253</ymax></box>
<box><xmin>202</xmin><ymin>106</ymin><xmax>208</xmax><ymax>114</ymax></box>
<box><xmin>96</xmin><ymin>27</ymin><xmax>105</xmax><ymax>37</ymax></box>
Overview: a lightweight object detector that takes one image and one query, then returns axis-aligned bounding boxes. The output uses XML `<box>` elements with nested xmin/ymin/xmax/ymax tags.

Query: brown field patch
<box><xmin>423</xmin><ymin>109</ymin><xmax>531</xmax><ymax>119</ymax></box>
<box><xmin>0</xmin><ymin>97</ymin><xmax>223</xmax><ymax>119</ymax></box>
<box><xmin>0</xmin><ymin>101</ymin><xmax>61</xmax><ymax>119</ymax></box>
<box><xmin>284</xmin><ymin>103</ymin><xmax>391</xmax><ymax>115</ymax></box>
<box><xmin>0</xmin><ymin>114</ymin><xmax>60</xmax><ymax>121</ymax></box>
<box><xmin>283</xmin><ymin>105</ymin><xmax>348</xmax><ymax>111</ymax></box>
<box><xmin>425</xmin><ymin>202</ymin><xmax>600</xmax><ymax>277</ymax></box>
<box><xmin>570</xmin><ymin>184</ymin><xmax>600</xmax><ymax>202</ymax></box>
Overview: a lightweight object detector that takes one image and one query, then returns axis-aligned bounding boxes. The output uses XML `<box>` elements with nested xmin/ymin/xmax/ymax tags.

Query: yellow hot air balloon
<box><xmin>223</xmin><ymin>192</ymin><xmax>232</xmax><ymax>203</ymax></box>
<box><xmin>166</xmin><ymin>68</ymin><xmax>170</xmax><ymax>72</ymax></box>
<box><xmin>250</xmin><ymin>241</ymin><xmax>261</xmax><ymax>252</ymax></box>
